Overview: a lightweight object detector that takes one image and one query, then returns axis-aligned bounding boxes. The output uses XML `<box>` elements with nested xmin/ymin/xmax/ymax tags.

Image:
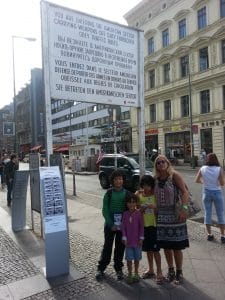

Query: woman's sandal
<box><xmin>156</xmin><ymin>276</ymin><xmax>165</xmax><ymax>285</ymax></box>
<box><xmin>142</xmin><ymin>271</ymin><xmax>156</xmax><ymax>279</ymax></box>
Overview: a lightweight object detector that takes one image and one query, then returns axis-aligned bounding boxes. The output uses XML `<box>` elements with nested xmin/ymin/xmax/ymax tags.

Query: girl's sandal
<box><xmin>142</xmin><ymin>271</ymin><xmax>156</xmax><ymax>279</ymax></box>
<box><xmin>156</xmin><ymin>276</ymin><xmax>165</xmax><ymax>285</ymax></box>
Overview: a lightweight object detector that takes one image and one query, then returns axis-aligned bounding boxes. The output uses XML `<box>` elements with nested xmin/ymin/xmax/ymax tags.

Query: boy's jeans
<box><xmin>97</xmin><ymin>226</ymin><xmax>125</xmax><ymax>272</ymax></box>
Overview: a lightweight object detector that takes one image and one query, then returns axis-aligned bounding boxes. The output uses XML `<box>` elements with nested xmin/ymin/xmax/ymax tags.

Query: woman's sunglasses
<box><xmin>156</xmin><ymin>160</ymin><xmax>166</xmax><ymax>166</ymax></box>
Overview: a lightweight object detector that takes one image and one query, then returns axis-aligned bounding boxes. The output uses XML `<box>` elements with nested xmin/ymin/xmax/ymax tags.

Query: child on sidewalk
<box><xmin>136</xmin><ymin>175</ymin><xmax>164</xmax><ymax>284</ymax></box>
<box><xmin>121</xmin><ymin>193</ymin><xmax>144</xmax><ymax>284</ymax></box>
<box><xmin>96</xmin><ymin>170</ymin><xmax>127</xmax><ymax>281</ymax></box>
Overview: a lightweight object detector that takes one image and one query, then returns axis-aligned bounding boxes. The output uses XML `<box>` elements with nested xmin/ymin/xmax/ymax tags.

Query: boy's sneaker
<box><xmin>207</xmin><ymin>234</ymin><xmax>214</xmax><ymax>241</ymax></box>
<box><xmin>221</xmin><ymin>236</ymin><xmax>225</xmax><ymax>244</ymax></box>
<box><xmin>132</xmin><ymin>274</ymin><xmax>140</xmax><ymax>282</ymax></box>
<box><xmin>95</xmin><ymin>270</ymin><xmax>104</xmax><ymax>281</ymax></box>
<box><xmin>116</xmin><ymin>270</ymin><xmax>124</xmax><ymax>280</ymax></box>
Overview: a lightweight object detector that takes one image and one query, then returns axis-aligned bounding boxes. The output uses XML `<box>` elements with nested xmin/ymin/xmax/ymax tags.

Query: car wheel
<box><xmin>133</xmin><ymin>178</ymin><xmax>140</xmax><ymax>192</ymax></box>
<box><xmin>99</xmin><ymin>174</ymin><xmax>110</xmax><ymax>189</ymax></box>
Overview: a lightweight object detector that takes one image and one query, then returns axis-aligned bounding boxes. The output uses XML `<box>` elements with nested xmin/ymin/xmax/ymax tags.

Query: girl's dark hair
<box><xmin>110</xmin><ymin>169</ymin><xmax>125</xmax><ymax>185</ymax></box>
<box><xmin>125</xmin><ymin>192</ymin><xmax>138</xmax><ymax>204</ymax></box>
<box><xmin>140</xmin><ymin>175</ymin><xmax>155</xmax><ymax>188</ymax></box>
<box><xmin>205</xmin><ymin>153</ymin><xmax>220</xmax><ymax>166</ymax></box>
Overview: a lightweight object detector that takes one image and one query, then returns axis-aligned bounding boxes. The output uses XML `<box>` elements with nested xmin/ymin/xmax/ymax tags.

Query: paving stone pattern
<box><xmin>0</xmin><ymin>227</ymin><xmax>40</xmax><ymax>286</ymax></box>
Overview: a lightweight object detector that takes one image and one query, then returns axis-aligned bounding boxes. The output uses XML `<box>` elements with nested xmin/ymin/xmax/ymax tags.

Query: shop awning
<box><xmin>30</xmin><ymin>145</ymin><xmax>42</xmax><ymax>151</ymax></box>
<box><xmin>55</xmin><ymin>144</ymin><xmax>69</xmax><ymax>152</ymax></box>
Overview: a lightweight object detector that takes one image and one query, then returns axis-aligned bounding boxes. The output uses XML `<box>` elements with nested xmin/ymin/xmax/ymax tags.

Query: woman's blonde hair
<box><xmin>153</xmin><ymin>155</ymin><xmax>175</xmax><ymax>178</ymax></box>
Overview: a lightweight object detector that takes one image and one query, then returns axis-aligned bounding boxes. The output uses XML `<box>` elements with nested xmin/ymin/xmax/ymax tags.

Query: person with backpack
<box><xmin>4</xmin><ymin>154</ymin><xmax>19</xmax><ymax>207</ymax></box>
<box><xmin>96</xmin><ymin>169</ymin><xmax>128</xmax><ymax>281</ymax></box>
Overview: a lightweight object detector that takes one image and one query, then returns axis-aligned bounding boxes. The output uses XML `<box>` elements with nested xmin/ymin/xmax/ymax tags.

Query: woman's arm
<box><xmin>194</xmin><ymin>169</ymin><xmax>203</xmax><ymax>184</ymax></box>
<box><xmin>173</xmin><ymin>171</ymin><xmax>189</xmax><ymax>205</ymax></box>
<box><xmin>219</xmin><ymin>167</ymin><xmax>225</xmax><ymax>186</ymax></box>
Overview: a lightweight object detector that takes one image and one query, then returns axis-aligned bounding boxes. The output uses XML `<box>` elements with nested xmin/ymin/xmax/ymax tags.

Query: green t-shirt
<box><xmin>102</xmin><ymin>188</ymin><xmax>126</xmax><ymax>227</ymax></box>
<box><xmin>138</xmin><ymin>192</ymin><xmax>156</xmax><ymax>227</ymax></box>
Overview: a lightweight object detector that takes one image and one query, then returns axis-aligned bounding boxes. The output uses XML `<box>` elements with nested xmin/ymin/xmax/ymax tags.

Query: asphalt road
<box><xmin>20</xmin><ymin>162</ymin><xmax>220</xmax><ymax>218</ymax></box>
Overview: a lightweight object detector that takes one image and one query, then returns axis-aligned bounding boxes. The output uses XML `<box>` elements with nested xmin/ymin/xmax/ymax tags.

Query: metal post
<box><xmin>72</xmin><ymin>172</ymin><xmax>76</xmax><ymax>196</ymax></box>
<box><xmin>113</xmin><ymin>108</ymin><xmax>117</xmax><ymax>169</ymax></box>
<box><xmin>188</xmin><ymin>63</ymin><xmax>195</xmax><ymax>169</ymax></box>
<box><xmin>12</xmin><ymin>37</ymin><xmax>17</xmax><ymax>154</ymax></box>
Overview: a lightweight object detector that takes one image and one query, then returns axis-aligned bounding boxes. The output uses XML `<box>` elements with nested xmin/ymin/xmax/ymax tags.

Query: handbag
<box><xmin>174</xmin><ymin>182</ymin><xmax>201</xmax><ymax>218</ymax></box>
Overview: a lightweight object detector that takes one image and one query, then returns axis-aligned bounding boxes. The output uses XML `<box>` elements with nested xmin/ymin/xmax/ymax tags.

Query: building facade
<box><xmin>51</xmin><ymin>100</ymin><xmax>131</xmax><ymax>153</ymax></box>
<box><xmin>125</xmin><ymin>0</ymin><xmax>225</xmax><ymax>163</ymax></box>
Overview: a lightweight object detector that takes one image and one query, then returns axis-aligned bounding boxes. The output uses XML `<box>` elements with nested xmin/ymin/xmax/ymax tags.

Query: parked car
<box><xmin>125</xmin><ymin>153</ymin><xmax>154</xmax><ymax>171</ymax></box>
<box><xmin>98</xmin><ymin>154</ymin><xmax>152</xmax><ymax>191</ymax></box>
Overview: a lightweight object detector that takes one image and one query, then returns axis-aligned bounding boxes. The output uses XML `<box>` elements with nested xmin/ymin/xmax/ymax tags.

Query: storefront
<box><xmin>165</xmin><ymin>130</ymin><xmax>191</xmax><ymax>162</ymax></box>
<box><xmin>145</xmin><ymin>129</ymin><xmax>158</xmax><ymax>155</ymax></box>
<box><xmin>200</xmin><ymin>128</ymin><xmax>212</xmax><ymax>154</ymax></box>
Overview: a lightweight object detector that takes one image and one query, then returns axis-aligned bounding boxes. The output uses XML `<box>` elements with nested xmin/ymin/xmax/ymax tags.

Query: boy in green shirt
<box><xmin>96</xmin><ymin>170</ymin><xmax>127</xmax><ymax>281</ymax></box>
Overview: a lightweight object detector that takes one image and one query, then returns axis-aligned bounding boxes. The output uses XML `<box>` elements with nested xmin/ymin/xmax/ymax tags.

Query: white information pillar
<box><xmin>40</xmin><ymin>166</ymin><xmax>69</xmax><ymax>278</ymax></box>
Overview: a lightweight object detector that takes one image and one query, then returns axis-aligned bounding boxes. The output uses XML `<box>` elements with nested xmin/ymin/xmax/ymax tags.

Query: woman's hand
<box><xmin>178</xmin><ymin>209</ymin><xmax>188</xmax><ymax>222</ymax></box>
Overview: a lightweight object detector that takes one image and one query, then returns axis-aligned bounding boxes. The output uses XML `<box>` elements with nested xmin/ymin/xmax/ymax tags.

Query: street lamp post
<box><xmin>187</xmin><ymin>60</ymin><xmax>195</xmax><ymax>169</ymax></box>
<box><xmin>12</xmin><ymin>35</ymin><xmax>36</xmax><ymax>155</ymax></box>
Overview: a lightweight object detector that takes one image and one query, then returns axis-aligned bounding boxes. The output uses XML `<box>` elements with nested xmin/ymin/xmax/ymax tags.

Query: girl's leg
<box><xmin>146</xmin><ymin>251</ymin><xmax>154</xmax><ymax>273</ymax></box>
<box><xmin>127</xmin><ymin>260</ymin><xmax>132</xmax><ymax>277</ymax></box>
<box><xmin>134</xmin><ymin>260</ymin><xmax>139</xmax><ymax>276</ymax></box>
<box><xmin>154</xmin><ymin>251</ymin><xmax>163</xmax><ymax>277</ymax></box>
<box><xmin>154</xmin><ymin>251</ymin><xmax>164</xmax><ymax>284</ymax></box>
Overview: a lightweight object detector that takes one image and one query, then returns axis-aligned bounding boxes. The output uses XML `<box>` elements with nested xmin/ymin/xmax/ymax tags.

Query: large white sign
<box><xmin>42</xmin><ymin>2</ymin><xmax>141</xmax><ymax>107</ymax></box>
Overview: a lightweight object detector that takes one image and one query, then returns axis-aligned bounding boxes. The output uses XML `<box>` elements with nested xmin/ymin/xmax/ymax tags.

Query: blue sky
<box><xmin>0</xmin><ymin>0</ymin><xmax>141</xmax><ymax>109</ymax></box>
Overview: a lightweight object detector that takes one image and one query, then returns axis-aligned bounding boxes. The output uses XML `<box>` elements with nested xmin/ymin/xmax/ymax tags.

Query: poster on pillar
<box><xmin>40</xmin><ymin>166</ymin><xmax>67</xmax><ymax>234</ymax></box>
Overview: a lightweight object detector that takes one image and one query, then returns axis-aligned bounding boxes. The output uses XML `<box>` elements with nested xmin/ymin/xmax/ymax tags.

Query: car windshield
<box><xmin>127</xmin><ymin>157</ymin><xmax>140</xmax><ymax>168</ymax></box>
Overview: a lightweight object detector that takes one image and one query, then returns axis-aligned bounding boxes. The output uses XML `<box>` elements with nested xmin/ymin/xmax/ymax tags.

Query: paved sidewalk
<box><xmin>0</xmin><ymin>185</ymin><xmax>225</xmax><ymax>299</ymax></box>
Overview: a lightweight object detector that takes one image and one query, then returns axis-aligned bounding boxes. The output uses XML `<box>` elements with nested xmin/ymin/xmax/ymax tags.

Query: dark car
<box><xmin>98</xmin><ymin>154</ymin><xmax>152</xmax><ymax>191</ymax></box>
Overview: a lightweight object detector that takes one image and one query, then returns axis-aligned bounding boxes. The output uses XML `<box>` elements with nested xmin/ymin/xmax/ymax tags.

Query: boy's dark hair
<box><xmin>140</xmin><ymin>175</ymin><xmax>155</xmax><ymax>188</ymax></box>
<box><xmin>110</xmin><ymin>169</ymin><xmax>125</xmax><ymax>185</ymax></box>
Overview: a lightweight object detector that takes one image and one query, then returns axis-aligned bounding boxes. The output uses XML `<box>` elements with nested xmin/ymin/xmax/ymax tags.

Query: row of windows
<box><xmin>147</xmin><ymin>0</ymin><xmax>225</xmax><ymax>55</ymax></box>
<box><xmin>148</xmin><ymin>39</ymin><xmax>225</xmax><ymax>89</ymax></box>
<box><xmin>149</xmin><ymin>86</ymin><xmax>225</xmax><ymax>123</ymax></box>
<box><xmin>52</xmin><ymin>111</ymin><xmax>130</xmax><ymax>135</ymax></box>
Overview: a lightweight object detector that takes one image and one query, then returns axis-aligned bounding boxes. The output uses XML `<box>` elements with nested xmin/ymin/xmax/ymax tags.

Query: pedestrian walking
<box><xmin>0</xmin><ymin>153</ymin><xmax>10</xmax><ymax>189</ymax></box>
<box><xmin>4</xmin><ymin>154</ymin><xmax>19</xmax><ymax>207</ymax></box>
<box><xmin>121</xmin><ymin>193</ymin><xmax>144</xmax><ymax>284</ymax></box>
<box><xmin>135</xmin><ymin>175</ymin><xmax>164</xmax><ymax>284</ymax></box>
<box><xmin>195</xmin><ymin>153</ymin><xmax>225</xmax><ymax>243</ymax></box>
<box><xmin>95</xmin><ymin>170</ymin><xmax>127</xmax><ymax>281</ymax></box>
<box><xmin>154</xmin><ymin>155</ymin><xmax>189</xmax><ymax>284</ymax></box>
